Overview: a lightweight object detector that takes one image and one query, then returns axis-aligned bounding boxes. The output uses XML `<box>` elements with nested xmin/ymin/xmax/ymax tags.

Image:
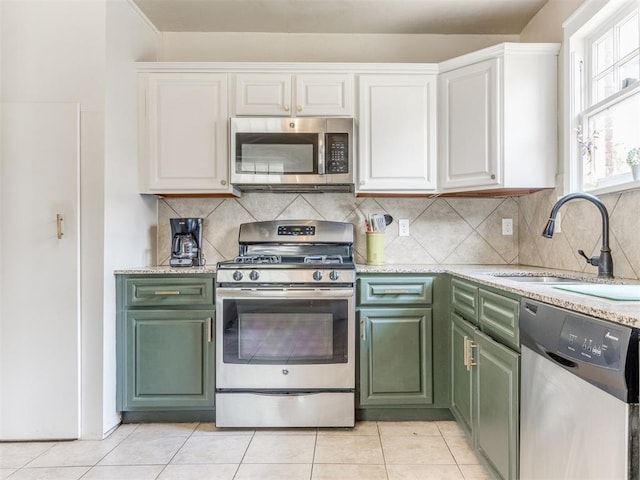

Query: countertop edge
<box><xmin>114</xmin><ymin>264</ymin><xmax>640</xmax><ymax>327</ymax></box>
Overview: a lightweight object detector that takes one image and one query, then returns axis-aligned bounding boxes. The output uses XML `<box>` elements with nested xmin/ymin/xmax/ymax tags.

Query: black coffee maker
<box><xmin>170</xmin><ymin>218</ymin><xmax>205</xmax><ymax>267</ymax></box>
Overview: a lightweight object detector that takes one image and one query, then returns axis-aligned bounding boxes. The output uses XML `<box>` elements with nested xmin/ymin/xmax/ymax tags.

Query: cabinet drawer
<box><xmin>451</xmin><ymin>278</ymin><xmax>478</xmax><ymax>323</ymax></box>
<box><xmin>478</xmin><ymin>289</ymin><xmax>519</xmax><ymax>350</ymax></box>
<box><xmin>125</xmin><ymin>277</ymin><xmax>214</xmax><ymax>307</ymax></box>
<box><xmin>359</xmin><ymin>276</ymin><xmax>433</xmax><ymax>305</ymax></box>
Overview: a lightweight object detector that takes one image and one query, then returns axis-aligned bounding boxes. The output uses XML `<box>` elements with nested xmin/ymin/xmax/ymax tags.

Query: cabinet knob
<box><xmin>296</xmin><ymin>105</ymin><xmax>302</xmax><ymax>112</ymax></box>
<box><xmin>221</xmin><ymin>179</ymin><xmax>227</xmax><ymax>186</ymax></box>
<box><xmin>490</xmin><ymin>174</ymin><xmax>496</xmax><ymax>180</ymax></box>
<box><xmin>284</xmin><ymin>105</ymin><xmax>290</xmax><ymax>112</ymax></box>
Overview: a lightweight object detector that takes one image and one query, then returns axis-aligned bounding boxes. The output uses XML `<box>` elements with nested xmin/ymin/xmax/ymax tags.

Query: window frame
<box><xmin>564</xmin><ymin>0</ymin><xmax>640</xmax><ymax>195</ymax></box>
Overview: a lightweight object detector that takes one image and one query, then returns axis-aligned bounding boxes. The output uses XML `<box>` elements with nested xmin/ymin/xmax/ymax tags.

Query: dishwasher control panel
<box><xmin>559</xmin><ymin>315</ymin><xmax>624</xmax><ymax>369</ymax></box>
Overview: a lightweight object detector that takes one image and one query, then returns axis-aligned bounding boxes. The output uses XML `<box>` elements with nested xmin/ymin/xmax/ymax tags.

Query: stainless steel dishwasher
<box><xmin>520</xmin><ymin>298</ymin><xmax>639</xmax><ymax>480</ymax></box>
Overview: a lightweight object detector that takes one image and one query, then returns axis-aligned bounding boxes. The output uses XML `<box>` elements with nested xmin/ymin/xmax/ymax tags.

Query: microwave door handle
<box><xmin>318</xmin><ymin>133</ymin><xmax>325</xmax><ymax>175</ymax></box>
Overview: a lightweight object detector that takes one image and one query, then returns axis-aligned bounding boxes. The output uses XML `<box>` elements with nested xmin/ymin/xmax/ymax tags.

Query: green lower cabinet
<box><xmin>475</xmin><ymin>329</ymin><xmax>519</xmax><ymax>480</ymax></box>
<box><xmin>359</xmin><ymin>308</ymin><xmax>433</xmax><ymax>406</ymax></box>
<box><xmin>450</xmin><ymin>312</ymin><xmax>476</xmax><ymax>435</ymax></box>
<box><xmin>120</xmin><ymin>309</ymin><xmax>215</xmax><ymax>410</ymax></box>
<box><xmin>450</xmin><ymin>309</ymin><xmax>520</xmax><ymax>480</ymax></box>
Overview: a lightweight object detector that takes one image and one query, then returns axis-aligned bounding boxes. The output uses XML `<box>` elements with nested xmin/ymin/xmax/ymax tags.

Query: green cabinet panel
<box><xmin>475</xmin><ymin>330</ymin><xmax>519</xmax><ymax>480</ymax></box>
<box><xmin>478</xmin><ymin>289</ymin><xmax>519</xmax><ymax>350</ymax></box>
<box><xmin>122</xmin><ymin>309</ymin><xmax>215</xmax><ymax>409</ymax></box>
<box><xmin>450</xmin><ymin>312</ymin><xmax>476</xmax><ymax>436</ymax></box>
<box><xmin>449</xmin><ymin>275</ymin><xmax>520</xmax><ymax>479</ymax></box>
<box><xmin>359</xmin><ymin>308</ymin><xmax>433</xmax><ymax>406</ymax></box>
<box><xmin>451</xmin><ymin>278</ymin><xmax>478</xmax><ymax>323</ymax></box>
<box><xmin>116</xmin><ymin>274</ymin><xmax>217</xmax><ymax>414</ymax></box>
<box><xmin>360</xmin><ymin>276</ymin><xmax>433</xmax><ymax>305</ymax></box>
<box><xmin>125</xmin><ymin>277</ymin><xmax>214</xmax><ymax>307</ymax></box>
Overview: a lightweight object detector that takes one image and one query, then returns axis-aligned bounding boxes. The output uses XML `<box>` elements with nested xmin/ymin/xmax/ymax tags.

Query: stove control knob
<box><xmin>249</xmin><ymin>270</ymin><xmax>260</xmax><ymax>281</ymax></box>
<box><xmin>313</xmin><ymin>270</ymin><xmax>323</xmax><ymax>281</ymax></box>
<box><xmin>329</xmin><ymin>270</ymin><xmax>340</xmax><ymax>281</ymax></box>
<box><xmin>232</xmin><ymin>271</ymin><xmax>243</xmax><ymax>281</ymax></box>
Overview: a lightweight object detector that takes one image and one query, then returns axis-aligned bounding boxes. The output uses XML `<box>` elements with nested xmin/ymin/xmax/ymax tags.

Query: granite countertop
<box><xmin>115</xmin><ymin>263</ymin><xmax>640</xmax><ymax>328</ymax></box>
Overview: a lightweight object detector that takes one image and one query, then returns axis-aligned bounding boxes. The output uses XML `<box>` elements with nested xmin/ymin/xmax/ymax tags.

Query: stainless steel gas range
<box><xmin>215</xmin><ymin>220</ymin><xmax>356</xmax><ymax>428</ymax></box>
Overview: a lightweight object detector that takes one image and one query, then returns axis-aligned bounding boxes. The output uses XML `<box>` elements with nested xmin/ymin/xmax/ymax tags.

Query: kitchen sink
<box><xmin>491</xmin><ymin>275</ymin><xmax>584</xmax><ymax>284</ymax></box>
<box><xmin>553</xmin><ymin>284</ymin><xmax>640</xmax><ymax>301</ymax></box>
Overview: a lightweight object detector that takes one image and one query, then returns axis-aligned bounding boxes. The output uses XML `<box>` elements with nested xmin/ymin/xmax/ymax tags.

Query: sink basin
<box><xmin>553</xmin><ymin>284</ymin><xmax>640</xmax><ymax>301</ymax></box>
<box><xmin>492</xmin><ymin>275</ymin><xmax>583</xmax><ymax>284</ymax></box>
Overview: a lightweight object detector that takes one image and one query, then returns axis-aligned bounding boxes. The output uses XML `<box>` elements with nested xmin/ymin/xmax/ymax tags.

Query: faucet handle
<box><xmin>578</xmin><ymin>249</ymin><xmax>599</xmax><ymax>266</ymax></box>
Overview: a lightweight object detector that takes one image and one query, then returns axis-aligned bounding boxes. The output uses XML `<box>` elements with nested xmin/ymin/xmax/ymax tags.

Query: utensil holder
<box><xmin>366</xmin><ymin>232</ymin><xmax>385</xmax><ymax>265</ymax></box>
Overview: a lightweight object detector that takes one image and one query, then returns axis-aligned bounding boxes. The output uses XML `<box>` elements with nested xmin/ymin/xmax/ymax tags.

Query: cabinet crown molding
<box><xmin>136</xmin><ymin>61</ymin><xmax>439</xmax><ymax>75</ymax></box>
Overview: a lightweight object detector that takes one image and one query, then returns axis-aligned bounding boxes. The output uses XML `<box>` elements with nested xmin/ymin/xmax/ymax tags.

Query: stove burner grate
<box><xmin>234</xmin><ymin>255</ymin><xmax>282</xmax><ymax>264</ymax></box>
<box><xmin>303</xmin><ymin>255</ymin><xmax>344</xmax><ymax>264</ymax></box>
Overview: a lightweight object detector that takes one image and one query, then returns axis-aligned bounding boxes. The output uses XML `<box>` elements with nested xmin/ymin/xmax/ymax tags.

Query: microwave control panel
<box><xmin>325</xmin><ymin>133</ymin><xmax>349</xmax><ymax>174</ymax></box>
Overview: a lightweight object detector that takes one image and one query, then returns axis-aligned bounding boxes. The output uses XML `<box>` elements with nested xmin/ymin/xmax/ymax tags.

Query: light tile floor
<box><xmin>0</xmin><ymin>421</ymin><xmax>491</xmax><ymax>480</ymax></box>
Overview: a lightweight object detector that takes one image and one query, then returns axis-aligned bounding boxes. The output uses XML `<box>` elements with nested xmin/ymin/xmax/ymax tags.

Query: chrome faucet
<box><xmin>542</xmin><ymin>192</ymin><xmax>613</xmax><ymax>279</ymax></box>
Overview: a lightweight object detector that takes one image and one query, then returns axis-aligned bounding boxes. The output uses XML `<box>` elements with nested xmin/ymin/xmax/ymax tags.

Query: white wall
<box><xmin>1</xmin><ymin>0</ymin><xmax>106</xmax><ymax>440</ymax></box>
<box><xmin>158</xmin><ymin>32</ymin><xmax>519</xmax><ymax>63</ymax></box>
<box><xmin>0</xmin><ymin>0</ymin><xmax>157</xmax><ymax>440</ymax></box>
<box><xmin>520</xmin><ymin>0</ymin><xmax>586</xmax><ymax>42</ymax></box>
<box><xmin>102</xmin><ymin>0</ymin><xmax>157</xmax><ymax>435</ymax></box>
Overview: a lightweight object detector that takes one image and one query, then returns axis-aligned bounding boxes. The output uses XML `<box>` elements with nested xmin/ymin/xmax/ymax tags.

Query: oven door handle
<box><xmin>216</xmin><ymin>287</ymin><xmax>355</xmax><ymax>299</ymax></box>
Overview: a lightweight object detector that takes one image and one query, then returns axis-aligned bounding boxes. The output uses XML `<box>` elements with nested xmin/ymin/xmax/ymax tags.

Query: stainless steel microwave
<box><xmin>230</xmin><ymin>117</ymin><xmax>355</xmax><ymax>192</ymax></box>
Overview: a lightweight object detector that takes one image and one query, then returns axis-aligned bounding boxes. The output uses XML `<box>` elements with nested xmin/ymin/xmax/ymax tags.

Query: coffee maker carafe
<box><xmin>170</xmin><ymin>218</ymin><xmax>205</xmax><ymax>267</ymax></box>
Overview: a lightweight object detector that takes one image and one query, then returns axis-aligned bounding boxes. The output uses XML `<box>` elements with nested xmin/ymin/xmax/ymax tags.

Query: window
<box><xmin>568</xmin><ymin>1</ymin><xmax>640</xmax><ymax>193</ymax></box>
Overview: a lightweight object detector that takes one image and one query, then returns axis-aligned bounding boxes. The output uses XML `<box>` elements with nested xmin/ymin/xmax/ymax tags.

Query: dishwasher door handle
<box><xmin>545</xmin><ymin>350</ymin><xmax>578</xmax><ymax>369</ymax></box>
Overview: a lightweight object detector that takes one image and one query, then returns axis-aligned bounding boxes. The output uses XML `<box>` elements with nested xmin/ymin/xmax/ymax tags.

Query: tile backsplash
<box><xmin>518</xmin><ymin>188</ymin><xmax>640</xmax><ymax>280</ymax></box>
<box><xmin>157</xmin><ymin>193</ymin><xmax>519</xmax><ymax>267</ymax></box>
<box><xmin>157</xmin><ymin>189</ymin><xmax>640</xmax><ymax>281</ymax></box>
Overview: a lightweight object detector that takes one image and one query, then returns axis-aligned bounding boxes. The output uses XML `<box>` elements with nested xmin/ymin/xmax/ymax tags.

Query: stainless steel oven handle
<box><xmin>216</xmin><ymin>287</ymin><xmax>355</xmax><ymax>299</ymax></box>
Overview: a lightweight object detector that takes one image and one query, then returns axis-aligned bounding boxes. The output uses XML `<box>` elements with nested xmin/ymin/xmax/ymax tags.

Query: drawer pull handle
<box><xmin>379</xmin><ymin>289</ymin><xmax>411</xmax><ymax>295</ymax></box>
<box><xmin>153</xmin><ymin>290</ymin><xmax>181</xmax><ymax>295</ymax></box>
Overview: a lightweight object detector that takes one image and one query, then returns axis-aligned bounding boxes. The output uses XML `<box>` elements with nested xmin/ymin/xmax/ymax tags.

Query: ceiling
<box><xmin>132</xmin><ymin>0</ymin><xmax>551</xmax><ymax>35</ymax></box>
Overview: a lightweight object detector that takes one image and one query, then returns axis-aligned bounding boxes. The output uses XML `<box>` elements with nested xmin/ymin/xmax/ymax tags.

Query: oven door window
<box><xmin>235</xmin><ymin>133</ymin><xmax>318</xmax><ymax>174</ymax></box>
<box><xmin>222</xmin><ymin>299</ymin><xmax>348</xmax><ymax>364</ymax></box>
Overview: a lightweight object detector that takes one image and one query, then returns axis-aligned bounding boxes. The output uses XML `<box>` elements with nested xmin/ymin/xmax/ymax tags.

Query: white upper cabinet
<box><xmin>234</xmin><ymin>73</ymin><xmax>353</xmax><ymax>116</ymax></box>
<box><xmin>358</xmin><ymin>74</ymin><xmax>437</xmax><ymax>193</ymax></box>
<box><xmin>139</xmin><ymin>72</ymin><xmax>232</xmax><ymax>194</ymax></box>
<box><xmin>439</xmin><ymin>44</ymin><xmax>559</xmax><ymax>192</ymax></box>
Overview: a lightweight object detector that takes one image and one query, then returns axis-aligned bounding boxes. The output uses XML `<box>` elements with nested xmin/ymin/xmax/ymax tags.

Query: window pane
<box><xmin>620</xmin><ymin>54</ymin><xmax>640</xmax><ymax>89</ymax></box>
<box><xmin>594</xmin><ymin>30</ymin><xmax>615</xmax><ymax>74</ymax></box>
<box><xmin>619</xmin><ymin>13</ymin><xmax>639</xmax><ymax>59</ymax></box>
<box><xmin>583</xmin><ymin>90</ymin><xmax>640</xmax><ymax>189</ymax></box>
<box><xmin>594</xmin><ymin>71</ymin><xmax>616</xmax><ymax>102</ymax></box>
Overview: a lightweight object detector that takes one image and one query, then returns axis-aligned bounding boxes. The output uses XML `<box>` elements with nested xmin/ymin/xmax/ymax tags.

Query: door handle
<box><xmin>360</xmin><ymin>317</ymin><xmax>367</xmax><ymax>342</ymax></box>
<box><xmin>207</xmin><ymin>317</ymin><xmax>213</xmax><ymax>343</ymax></box>
<box><xmin>56</xmin><ymin>214</ymin><xmax>64</xmax><ymax>239</ymax></box>
<box><xmin>464</xmin><ymin>336</ymin><xmax>477</xmax><ymax>371</ymax></box>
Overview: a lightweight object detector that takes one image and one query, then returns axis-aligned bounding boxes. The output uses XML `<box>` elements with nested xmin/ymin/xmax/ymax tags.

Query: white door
<box><xmin>234</xmin><ymin>73</ymin><xmax>292</xmax><ymax>116</ymax></box>
<box><xmin>439</xmin><ymin>59</ymin><xmax>500</xmax><ymax>190</ymax></box>
<box><xmin>0</xmin><ymin>102</ymin><xmax>80</xmax><ymax>440</ymax></box>
<box><xmin>358</xmin><ymin>75</ymin><xmax>437</xmax><ymax>193</ymax></box>
<box><xmin>143</xmin><ymin>73</ymin><xmax>230</xmax><ymax>193</ymax></box>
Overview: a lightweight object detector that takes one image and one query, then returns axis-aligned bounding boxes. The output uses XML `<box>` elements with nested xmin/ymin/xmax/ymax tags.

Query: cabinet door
<box><xmin>359</xmin><ymin>308</ymin><xmax>433</xmax><ymax>406</ymax></box>
<box><xmin>358</xmin><ymin>75</ymin><xmax>437</xmax><ymax>192</ymax></box>
<box><xmin>141</xmin><ymin>72</ymin><xmax>230</xmax><ymax>193</ymax></box>
<box><xmin>439</xmin><ymin>58</ymin><xmax>500</xmax><ymax>190</ymax></box>
<box><xmin>1</xmin><ymin>103</ymin><xmax>80</xmax><ymax>440</ymax></box>
<box><xmin>234</xmin><ymin>73</ymin><xmax>292</xmax><ymax>116</ymax></box>
<box><xmin>450</xmin><ymin>313</ymin><xmax>476</xmax><ymax>436</ymax></box>
<box><xmin>475</xmin><ymin>330</ymin><xmax>519</xmax><ymax>480</ymax></box>
<box><xmin>121</xmin><ymin>309</ymin><xmax>215</xmax><ymax>410</ymax></box>
<box><xmin>295</xmin><ymin>74</ymin><xmax>353</xmax><ymax>116</ymax></box>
